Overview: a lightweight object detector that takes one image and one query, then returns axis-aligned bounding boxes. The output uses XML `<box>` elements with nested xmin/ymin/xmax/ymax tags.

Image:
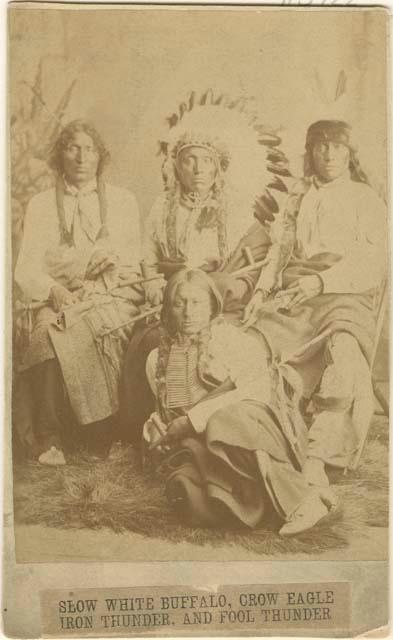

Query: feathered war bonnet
<box><xmin>158</xmin><ymin>89</ymin><xmax>292</xmax><ymax>224</ymax></box>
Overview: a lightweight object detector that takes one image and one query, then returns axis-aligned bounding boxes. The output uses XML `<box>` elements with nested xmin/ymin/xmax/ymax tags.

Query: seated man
<box><xmin>120</xmin><ymin>90</ymin><xmax>291</xmax><ymax>445</ymax></box>
<box><xmin>15</xmin><ymin>119</ymin><xmax>143</xmax><ymax>465</ymax></box>
<box><xmin>142</xmin><ymin>269</ymin><xmax>333</xmax><ymax>536</ymax></box>
<box><xmin>244</xmin><ymin>120</ymin><xmax>387</xmax><ymax>487</ymax></box>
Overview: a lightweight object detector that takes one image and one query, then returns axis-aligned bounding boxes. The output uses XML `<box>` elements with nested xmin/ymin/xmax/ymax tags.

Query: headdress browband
<box><xmin>159</xmin><ymin>89</ymin><xmax>292</xmax><ymax>224</ymax></box>
<box><xmin>306</xmin><ymin>120</ymin><xmax>354</xmax><ymax>150</ymax></box>
<box><xmin>175</xmin><ymin>142</ymin><xmax>221</xmax><ymax>160</ymax></box>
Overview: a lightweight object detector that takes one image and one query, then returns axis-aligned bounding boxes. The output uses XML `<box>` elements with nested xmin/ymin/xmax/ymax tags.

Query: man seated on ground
<box><xmin>244</xmin><ymin>120</ymin><xmax>387</xmax><ymax>498</ymax></box>
<box><xmin>142</xmin><ymin>269</ymin><xmax>334</xmax><ymax>537</ymax></box>
<box><xmin>15</xmin><ymin>119</ymin><xmax>143</xmax><ymax>465</ymax></box>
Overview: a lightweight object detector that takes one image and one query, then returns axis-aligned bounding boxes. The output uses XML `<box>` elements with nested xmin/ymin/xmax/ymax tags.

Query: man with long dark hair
<box><xmin>243</xmin><ymin>120</ymin><xmax>386</xmax><ymax>531</ymax></box>
<box><xmin>15</xmin><ymin>119</ymin><xmax>142</xmax><ymax>465</ymax></box>
<box><xmin>119</xmin><ymin>90</ymin><xmax>291</xmax><ymax>447</ymax></box>
<box><xmin>142</xmin><ymin>269</ymin><xmax>332</xmax><ymax>536</ymax></box>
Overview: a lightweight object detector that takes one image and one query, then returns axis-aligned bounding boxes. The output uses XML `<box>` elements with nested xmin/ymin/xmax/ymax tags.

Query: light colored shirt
<box><xmin>145</xmin><ymin>321</ymin><xmax>271</xmax><ymax>433</ymax></box>
<box><xmin>296</xmin><ymin>174</ymin><xmax>387</xmax><ymax>293</ymax></box>
<box><xmin>259</xmin><ymin>173</ymin><xmax>387</xmax><ymax>295</ymax></box>
<box><xmin>143</xmin><ymin>194</ymin><xmax>252</xmax><ymax>270</ymax></box>
<box><xmin>15</xmin><ymin>181</ymin><xmax>141</xmax><ymax>301</ymax></box>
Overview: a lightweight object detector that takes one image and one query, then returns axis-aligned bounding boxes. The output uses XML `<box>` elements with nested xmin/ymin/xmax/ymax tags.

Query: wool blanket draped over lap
<box><xmin>162</xmin><ymin>360</ymin><xmax>310</xmax><ymax>528</ymax></box>
<box><xmin>222</xmin><ymin>223</ymin><xmax>377</xmax><ymax>473</ymax></box>
<box><xmin>49</xmin><ymin>297</ymin><xmax>142</xmax><ymax>424</ymax></box>
<box><xmin>126</xmin><ymin>217</ymin><xmax>376</xmax><ymax>384</ymax></box>
<box><xmin>162</xmin><ymin>243</ymin><xmax>376</xmax><ymax>526</ymax></box>
<box><xmin>217</xmin><ymin>222</ymin><xmax>376</xmax><ymax>392</ymax></box>
<box><xmin>123</xmin><ymin>220</ymin><xmax>376</xmax><ymax>455</ymax></box>
<box><xmin>17</xmin><ymin>249</ymin><xmax>144</xmax><ymax>426</ymax></box>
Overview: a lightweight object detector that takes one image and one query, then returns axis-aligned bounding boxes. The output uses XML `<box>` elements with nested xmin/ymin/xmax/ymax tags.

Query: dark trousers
<box><xmin>119</xmin><ymin>324</ymin><xmax>160</xmax><ymax>447</ymax></box>
<box><xmin>29</xmin><ymin>359</ymin><xmax>115</xmax><ymax>456</ymax></box>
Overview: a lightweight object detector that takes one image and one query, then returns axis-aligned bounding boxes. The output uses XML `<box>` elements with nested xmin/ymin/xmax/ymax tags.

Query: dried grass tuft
<box><xmin>13</xmin><ymin>419</ymin><xmax>388</xmax><ymax>555</ymax></box>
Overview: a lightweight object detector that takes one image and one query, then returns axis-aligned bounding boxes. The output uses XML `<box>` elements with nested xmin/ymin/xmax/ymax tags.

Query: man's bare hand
<box><xmin>117</xmin><ymin>266</ymin><xmax>140</xmax><ymax>282</ymax></box>
<box><xmin>49</xmin><ymin>284</ymin><xmax>79</xmax><ymax>312</ymax></box>
<box><xmin>85</xmin><ymin>248</ymin><xmax>119</xmax><ymax>279</ymax></box>
<box><xmin>275</xmin><ymin>275</ymin><xmax>323</xmax><ymax>310</ymax></box>
<box><xmin>242</xmin><ymin>289</ymin><xmax>269</xmax><ymax>328</ymax></box>
<box><xmin>144</xmin><ymin>278</ymin><xmax>165</xmax><ymax>306</ymax></box>
<box><xmin>161</xmin><ymin>416</ymin><xmax>193</xmax><ymax>444</ymax></box>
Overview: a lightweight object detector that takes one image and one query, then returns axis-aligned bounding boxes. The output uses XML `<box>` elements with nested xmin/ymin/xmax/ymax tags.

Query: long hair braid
<box><xmin>95</xmin><ymin>174</ymin><xmax>109</xmax><ymax>241</ymax></box>
<box><xmin>163</xmin><ymin>167</ymin><xmax>229</xmax><ymax>262</ymax></box>
<box><xmin>55</xmin><ymin>176</ymin><xmax>73</xmax><ymax>246</ymax></box>
<box><xmin>54</xmin><ymin>174</ymin><xmax>108</xmax><ymax>247</ymax></box>
<box><xmin>51</xmin><ymin>119</ymin><xmax>110</xmax><ymax>246</ymax></box>
<box><xmin>164</xmin><ymin>184</ymin><xmax>182</xmax><ymax>259</ymax></box>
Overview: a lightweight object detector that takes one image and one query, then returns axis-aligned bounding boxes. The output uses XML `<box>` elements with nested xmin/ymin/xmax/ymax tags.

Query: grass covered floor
<box><xmin>13</xmin><ymin>417</ymin><xmax>388</xmax><ymax>556</ymax></box>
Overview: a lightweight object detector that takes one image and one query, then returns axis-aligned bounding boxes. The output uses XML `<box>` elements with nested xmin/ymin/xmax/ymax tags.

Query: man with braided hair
<box><xmin>142</xmin><ymin>93</ymin><xmax>286</xmax><ymax>305</ymax></box>
<box><xmin>15</xmin><ymin>119</ymin><xmax>142</xmax><ymax>465</ymax></box>
<box><xmin>120</xmin><ymin>90</ymin><xmax>291</xmax><ymax>445</ymax></box>
<box><xmin>243</xmin><ymin>120</ymin><xmax>386</xmax><ymax>532</ymax></box>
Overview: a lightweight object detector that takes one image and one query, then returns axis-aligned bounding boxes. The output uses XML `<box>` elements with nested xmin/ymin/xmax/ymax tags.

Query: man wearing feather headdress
<box><xmin>243</xmin><ymin>120</ymin><xmax>387</xmax><ymax>526</ymax></box>
<box><xmin>142</xmin><ymin>91</ymin><xmax>290</xmax><ymax>305</ymax></box>
<box><xmin>15</xmin><ymin>120</ymin><xmax>143</xmax><ymax>465</ymax></box>
<box><xmin>120</xmin><ymin>90</ymin><xmax>291</xmax><ymax>444</ymax></box>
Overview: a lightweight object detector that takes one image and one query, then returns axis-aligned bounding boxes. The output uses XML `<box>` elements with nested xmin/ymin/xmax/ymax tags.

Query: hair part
<box><xmin>48</xmin><ymin>119</ymin><xmax>110</xmax><ymax>176</ymax></box>
<box><xmin>160</xmin><ymin>269</ymin><xmax>223</xmax><ymax>336</ymax></box>
<box><xmin>156</xmin><ymin>269</ymin><xmax>224</xmax><ymax>420</ymax></box>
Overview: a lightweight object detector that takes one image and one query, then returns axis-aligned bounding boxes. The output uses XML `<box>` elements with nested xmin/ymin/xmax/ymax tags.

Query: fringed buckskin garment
<box><xmin>143</xmin><ymin>319</ymin><xmax>312</xmax><ymax>528</ymax></box>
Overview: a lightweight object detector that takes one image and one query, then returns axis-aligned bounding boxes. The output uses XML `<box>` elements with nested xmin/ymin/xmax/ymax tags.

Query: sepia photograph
<box><xmin>6</xmin><ymin>3</ymin><xmax>389</xmax><ymax>569</ymax></box>
<box><xmin>4</xmin><ymin>3</ymin><xmax>390</xmax><ymax>636</ymax></box>
<box><xmin>3</xmin><ymin>8</ymin><xmax>391</xmax><ymax>637</ymax></box>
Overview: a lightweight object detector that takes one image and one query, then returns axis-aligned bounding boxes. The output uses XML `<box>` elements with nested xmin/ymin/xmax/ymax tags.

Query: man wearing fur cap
<box><xmin>243</xmin><ymin>120</ymin><xmax>387</xmax><ymax>533</ymax></box>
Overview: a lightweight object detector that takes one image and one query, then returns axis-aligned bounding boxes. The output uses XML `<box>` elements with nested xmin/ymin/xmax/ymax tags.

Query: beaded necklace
<box><xmin>164</xmin><ymin>181</ymin><xmax>228</xmax><ymax>262</ymax></box>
